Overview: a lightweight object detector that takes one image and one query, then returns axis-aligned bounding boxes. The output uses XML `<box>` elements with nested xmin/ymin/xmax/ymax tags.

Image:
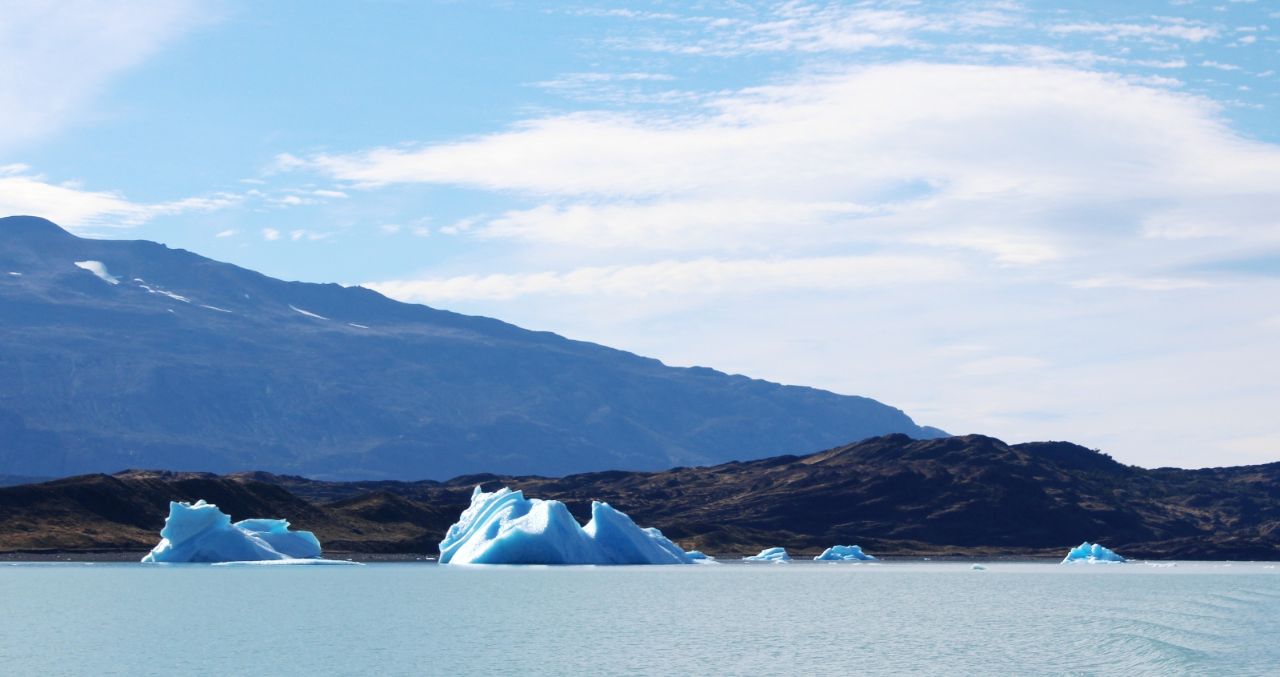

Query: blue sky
<box><xmin>3</xmin><ymin>0</ymin><xmax>1279</xmax><ymax>468</ymax></box>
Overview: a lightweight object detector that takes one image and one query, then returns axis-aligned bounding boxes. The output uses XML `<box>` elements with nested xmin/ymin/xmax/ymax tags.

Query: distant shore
<box><xmin>0</xmin><ymin>550</ymin><xmax>1097</xmax><ymax>563</ymax></box>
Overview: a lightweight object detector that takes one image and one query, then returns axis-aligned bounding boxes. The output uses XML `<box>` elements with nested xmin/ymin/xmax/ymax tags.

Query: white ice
<box><xmin>438</xmin><ymin>486</ymin><xmax>693</xmax><ymax>565</ymax></box>
<box><xmin>135</xmin><ymin>280</ymin><xmax>191</xmax><ymax>303</ymax></box>
<box><xmin>814</xmin><ymin>545</ymin><xmax>876</xmax><ymax>561</ymax></box>
<box><xmin>73</xmin><ymin>260</ymin><xmax>119</xmax><ymax>285</ymax></box>
<box><xmin>744</xmin><ymin>547</ymin><xmax>790</xmax><ymax>562</ymax></box>
<box><xmin>1061</xmin><ymin>541</ymin><xmax>1126</xmax><ymax>564</ymax></box>
<box><xmin>289</xmin><ymin>305</ymin><xmax>328</xmax><ymax>320</ymax></box>
<box><xmin>141</xmin><ymin>500</ymin><xmax>322</xmax><ymax>563</ymax></box>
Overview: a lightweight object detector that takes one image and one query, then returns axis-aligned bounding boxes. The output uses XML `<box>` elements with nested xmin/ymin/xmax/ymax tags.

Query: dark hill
<box><xmin>2</xmin><ymin>435</ymin><xmax>1276</xmax><ymax>559</ymax></box>
<box><xmin>0</xmin><ymin>215</ymin><xmax>942</xmax><ymax>480</ymax></box>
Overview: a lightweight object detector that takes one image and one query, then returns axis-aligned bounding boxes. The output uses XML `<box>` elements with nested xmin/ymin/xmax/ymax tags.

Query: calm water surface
<box><xmin>2</xmin><ymin>561</ymin><xmax>1278</xmax><ymax>676</ymax></box>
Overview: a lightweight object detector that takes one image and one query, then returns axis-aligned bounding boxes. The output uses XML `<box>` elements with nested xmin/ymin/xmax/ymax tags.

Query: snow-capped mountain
<box><xmin>0</xmin><ymin>215</ymin><xmax>944</xmax><ymax>480</ymax></box>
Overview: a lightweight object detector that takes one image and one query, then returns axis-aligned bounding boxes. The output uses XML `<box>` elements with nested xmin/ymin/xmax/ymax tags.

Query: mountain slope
<box><xmin>0</xmin><ymin>215</ymin><xmax>943</xmax><ymax>480</ymax></box>
<box><xmin>2</xmin><ymin>435</ymin><xmax>1276</xmax><ymax>559</ymax></box>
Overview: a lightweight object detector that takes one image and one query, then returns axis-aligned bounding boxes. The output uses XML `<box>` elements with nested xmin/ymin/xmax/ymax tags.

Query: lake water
<box><xmin>2</xmin><ymin>561</ymin><xmax>1278</xmax><ymax>675</ymax></box>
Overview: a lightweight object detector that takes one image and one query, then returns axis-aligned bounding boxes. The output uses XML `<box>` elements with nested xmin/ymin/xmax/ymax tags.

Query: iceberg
<box><xmin>1061</xmin><ymin>541</ymin><xmax>1125</xmax><ymax>564</ymax></box>
<box><xmin>141</xmin><ymin>500</ymin><xmax>322</xmax><ymax>563</ymax></box>
<box><xmin>438</xmin><ymin>487</ymin><xmax>692</xmax><ymax>565</ymax></box>
<box><xmin>814</xmin><ymin>545</ymin><xmax>876</xmax><ymax>561</ymax></box>
<box><xmin>685</xmin><ymin>550</ymin><xmax>712</xmax><ymax>560</ymax></box>
<box><xmin>744</xmin><ymin>547</ymin><xmax>790</xmax><ymax>562</ymax></box>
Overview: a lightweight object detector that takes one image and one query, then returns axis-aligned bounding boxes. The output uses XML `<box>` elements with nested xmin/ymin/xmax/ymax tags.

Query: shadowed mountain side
<box><xmin>2</xmin><ymin>435</ymin><xmax>1276</xmax><ymax>559</ymax></box>
<box><xmin>0</xmin><ymin>215</ymin><xmax>943</xmax><ymax>480</ymax></box>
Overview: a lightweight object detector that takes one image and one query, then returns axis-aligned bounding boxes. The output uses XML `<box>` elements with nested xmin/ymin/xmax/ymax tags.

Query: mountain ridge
<box><xmin>0</xmin><ymin>215</ymin><xmax>943</xmax><ymax>480</ymax></box>
<box><xmin>2</xmin><ymin>434</ymin><xmax>1275</xmax><ymax>559</ymax></box>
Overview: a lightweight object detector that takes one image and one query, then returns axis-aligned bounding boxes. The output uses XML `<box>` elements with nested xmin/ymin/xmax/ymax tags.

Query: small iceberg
<box><xmin>685</xmin><ymin>550</ymin><xmax>713</xmax><ymax>560</ymax></box>
<box><xmin>971</xmin><ymin>563</ymin><xmax>986</xmax><ymax>571</ymax></box>
<box><xmin>814</xmin><ymin>545</ymin><xmax>876</xmax><ymax>562</ymax></box>
<box><xmin>142</xmin><ymin>500</ymin><xmax>322</xmax><ymax>563</ymax></box>
<box><xmin>438</xmin><ymin>487</ymin><xmax>692</xmax><ymax>565</ymax></box>
<box><xmin>744</xmin><ymin>547</ymin><xmax>790</xmax><ymax>562</ymax></box>
<box><xmin>1061</xmin><ymin>541</ymin><xmax>1126</xmax><ymax>564</ymax></box>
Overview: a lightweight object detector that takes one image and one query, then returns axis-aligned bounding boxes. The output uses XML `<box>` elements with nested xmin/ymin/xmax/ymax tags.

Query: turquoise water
<box><xmin>2</xmin><ymin>561</ymin><xmax>1278</xmax><ymax>675</ymax></box>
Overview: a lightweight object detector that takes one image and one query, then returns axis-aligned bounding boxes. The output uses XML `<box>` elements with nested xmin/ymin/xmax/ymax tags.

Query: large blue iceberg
<box><xmin>1061</xmin><ymin>541</ymin><xmax>1126</xmax><ymax>564</ymax></box>
<box><xmin>744</xmin><ymin>547</ymin><xmax>791</xmax><ymax>562</ymax></box>
<box><xmin>814</xmin><ymin>545</ymin><xmax>876</xmax><ymax>561</ymax></box>
<box><xmin>141</xmin><ymin>500</ymin><xmax>322</xmax><ymax>563</ymax></box>
<box><xmin>438</xmin><ymin>487</ymin><xmax>693</xmax><ymax>565</ymax></box>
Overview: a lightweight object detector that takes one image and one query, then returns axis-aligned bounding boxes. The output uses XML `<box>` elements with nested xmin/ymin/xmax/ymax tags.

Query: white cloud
<box><xmin>1072</xmin><ymin>275</ymin><xmax>1213</xmax><ymax>291</ymax></box>
<box><xmin>289</xmin><ymin>229</ymin><xmax>331</xmax><ymax>241</ymax></box>
<box><xmin>214</xmin><ymin>228</ymin><xmax>237</xmax><ymax>238</ymax></box>
<box><xmin>296</xmin><ymin>64</ymin><xmax>1280</xmax><ymax>269</ymax></box>
<box><xmin>262</xmin><ymin>228</ymin><xmax>280</xmax><ymax>241</ymax></box>
<box><xmin>0</xmin><ymin>0</ymin><xmax>211</xmax><ymax>151</ymax></box>
<box><xmin>367</xmin><ymin>254</ymin><xmax>961</xmax><ymax>302</ymax></box>
<box><xmin>1048</xmin><ymin>20</ymin><xmax>1220</xmax><ymax>42</ymax></box>
<box><xmin>0</xmin><ymin>169</ymin><xmax>239</xmax><ymax>229</ymax></box>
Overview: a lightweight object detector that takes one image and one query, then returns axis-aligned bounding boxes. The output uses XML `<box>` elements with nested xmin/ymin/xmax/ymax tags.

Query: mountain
<box><xmin>0</xmin><ymin>215</ymin><xmax>943</xmax><ymax>480</ymax></box>
<box><xmin>3</xmin><ymin>435</ymin><xmax>1276</xmax><ymax>559</ymax></box>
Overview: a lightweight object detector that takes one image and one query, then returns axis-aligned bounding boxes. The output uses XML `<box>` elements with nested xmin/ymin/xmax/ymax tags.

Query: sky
<box><xmin>2</xmin><ymin>0</ymin><xmax>1278</xmax><ymax>469</ymax></box>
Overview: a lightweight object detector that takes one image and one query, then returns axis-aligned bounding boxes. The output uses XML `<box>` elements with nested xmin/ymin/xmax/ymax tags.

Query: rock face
<box><xmin>0</xmin><ymin>215</ymin><xmax>942</xmax><ymax>480</ymax></box>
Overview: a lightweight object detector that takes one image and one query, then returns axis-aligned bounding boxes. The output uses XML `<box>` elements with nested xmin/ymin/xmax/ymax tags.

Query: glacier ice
<box><xmin>814</xmin><ymin>545</ymin><xmax>876</xmax><ymax>561</ymax></box>
<box><xmin>438</xmin><ymin>486</ymin><xmax>693</xmax><ymax>565</ymax></box>
<box><xmin>141</xmin><ymin>500</ymin><xmax>322</xmax><ymax>563</ymax></box>
<box><xmin>1061</xmin><ymin>541</ymin><xmax>1125</xmax><ymax>564</ymax></box>
<box><xmin>744</xmin><ymin>547</ymin><xmax>790</xmax><ymax>562</ymax></box>
<box><xmin>685</xmin><ymin>550</ymin><xmax>712</xmax><ymax>560</ymax></box>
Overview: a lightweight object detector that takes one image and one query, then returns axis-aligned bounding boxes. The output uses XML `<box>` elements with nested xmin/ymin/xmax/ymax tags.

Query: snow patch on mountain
<box><xmin>290</xmin><ymin>305</ymin><xmax>328</xmax><ymax>320</ymax></box>
<box><xmin>73</xmin><ymin>260</ymin><xmax>119</xmax><ymax>285</ymax></box>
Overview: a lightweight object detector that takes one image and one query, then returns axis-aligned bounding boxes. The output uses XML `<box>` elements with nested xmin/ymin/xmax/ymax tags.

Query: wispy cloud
<box><xmin>0</xmin><ymin>169</ymin><xmax>240</xmax><ymax>230</ymax></box>
<box><xmin>289</xmin><ymin>64</ymin><xmax>1280</xmax><ymax>270</ymax></box>
<box><xmin>0</xmin><ymin>0</ymin><xmax>213</xmax><ymax>151</ymax></box>
<box><xmin>367</xmin><ymin>254</ymin><xmax>961</xmax><ymax>302</ymax></box>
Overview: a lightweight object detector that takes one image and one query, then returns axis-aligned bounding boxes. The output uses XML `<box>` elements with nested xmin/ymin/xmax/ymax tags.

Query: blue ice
<box><xmin>1061</xmin><ymin>541</ymin><xmax>1126</xmax><ymax>564</ymax></box>
<box><xmin>744</xmin><ymin>547</ymin><xmax>791</xmax><ymax>562</ymax></box>
<box><xmin>438</xmin><ymin>487</ymin><xmax>693</xmax><ymax>565</ymax></box>
<box><xmin>814</xmin><ymin>545</ymin><xmax>876</xmax><ymax>561</ymax></box>
<box><xmin>141</xmin><ymin>500</ymin><xmax>322</xmax><ymax>563</ymax></box>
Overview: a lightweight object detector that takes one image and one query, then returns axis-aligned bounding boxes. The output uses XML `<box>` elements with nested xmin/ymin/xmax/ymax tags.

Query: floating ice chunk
<box><xmin>74</xmin><ymin>260</ymin><xmax>119</xmax><ymax>285</ymax></box>
<box><xmin>814</xmin><ymin>545</ymin><xmax>876</xmax><ymax>561</ymax></box>
<box><xmin>438</xmin><ymin>486</ymin><xmax>692</xmax><ymax>565</ymax></box>
<box><xmin>744</xmin><ymin>547</ymin><xmax>790</xmax><ymax>562</ymax></box>
<box><xmin>685</xmin><ymin>550</ymin><xmax>712</xmax><ymax>560</ymax></box>
<box><xmin>234</xmin><ymin>518</ymin><xmax>322</xmax><ymax>559</ymax></box>
<box><xmin>141</xmin><ymin>500</ymin><xmax>322</xmax><ymax>563</ymax></box>
<box><xmin>1061</xmin><ymin>541</ymin><xmax>1126</xmax><ymax>564</ymax></box>
<box><xmin>971</xmin><ymin>563</ymin><xmax>987</xmax><ymax>570</ymax></box>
